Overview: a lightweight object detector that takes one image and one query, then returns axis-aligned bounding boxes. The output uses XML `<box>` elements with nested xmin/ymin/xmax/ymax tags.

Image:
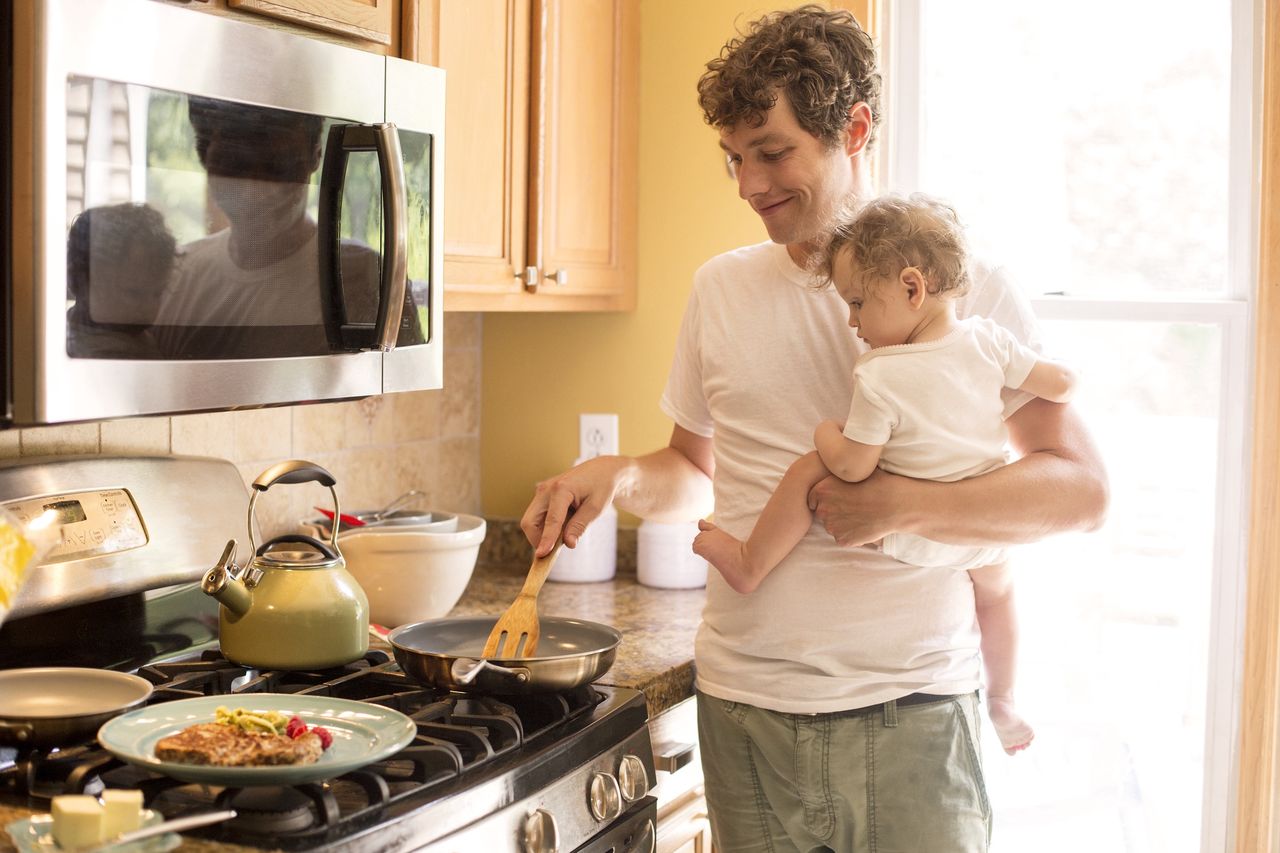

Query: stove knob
<box><xmin>589</xmin><ymin>771</ymin><xmax>623</xmax><ymax>822</ymax></box>
<box><xmin>617</xmin><ymin>753</ymin><xmax>650</xmax><ymax>801</ymax></box>
<box><xmin>522</xmin><ymin>808</ymin><xmax>559</xmax><ymax>853</ymax></box>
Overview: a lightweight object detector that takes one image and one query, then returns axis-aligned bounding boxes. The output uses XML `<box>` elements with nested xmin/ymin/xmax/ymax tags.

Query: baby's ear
<box><xmin>899</xmin><ymin>267</ymin><xmax>927</xmax><ymax>308</ymax></box>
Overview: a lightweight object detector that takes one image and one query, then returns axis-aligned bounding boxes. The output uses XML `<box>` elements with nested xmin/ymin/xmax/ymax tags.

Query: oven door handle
<box><xmin>317</xmin><ymin>123</ymin><xmax>409</xmax><ymax>353</ymax></box>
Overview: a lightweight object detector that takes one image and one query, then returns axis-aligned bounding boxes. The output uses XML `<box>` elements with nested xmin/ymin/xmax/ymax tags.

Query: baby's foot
<box><xmin>987</xmin><ymin>696</ymin><xmax>1035</xmax><ymax>755</ymax></box>
<box><xmin>692</xmin><ymin>520</ymin><xmax>751</xmax><ymax>591</ymax></box>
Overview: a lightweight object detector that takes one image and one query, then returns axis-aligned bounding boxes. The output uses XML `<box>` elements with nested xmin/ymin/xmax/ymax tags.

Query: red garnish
<box><xmin>311</xmin><ymin>725</ymin><xmax>333</xmax><ymax>750</ymax></box>
<box><xmin>285</xmin><ymin>715</ymin><xmax>307</xmax><ymax>739</ymax></box>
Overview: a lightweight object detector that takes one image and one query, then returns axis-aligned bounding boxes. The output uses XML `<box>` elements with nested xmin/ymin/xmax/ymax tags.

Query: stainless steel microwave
<box><xmin>2</xmin><ymin>0</ymin><xmax>445</xmax><ymax>426</ymax></box>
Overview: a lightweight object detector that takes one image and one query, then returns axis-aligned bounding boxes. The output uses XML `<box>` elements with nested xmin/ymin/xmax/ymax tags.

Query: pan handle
<box><xmin>451</xmin><ymin>658</ymin><xmax>532</xmax><ymax>686</ymax></box>
<box><xmin>0</xmin><ymin>720</ymin><xmax>35</xmax><ymax>744</ymax></box>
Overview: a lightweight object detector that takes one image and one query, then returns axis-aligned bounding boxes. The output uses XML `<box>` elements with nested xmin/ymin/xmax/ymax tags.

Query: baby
<box><xmin>693</xmin><ymin>193</ymin><xmax>1078</xmax><ymax>754</ymax></box>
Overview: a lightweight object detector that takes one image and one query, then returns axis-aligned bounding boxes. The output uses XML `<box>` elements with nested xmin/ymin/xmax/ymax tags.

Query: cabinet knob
<box><xmin>545</xmin><ymin>268</ymin><xmax>569</xmax><ymax>285</ymax></box>
<box><xmin>517</xmin><ymin>266</ymin><xmax>540</xmax><ymax>291</ymax></box>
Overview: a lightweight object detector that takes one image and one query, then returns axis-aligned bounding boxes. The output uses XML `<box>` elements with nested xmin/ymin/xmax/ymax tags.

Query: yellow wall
<box><xmin>480</xmin><ymin>2</ymin><xmax>790</xmax><ymax>517</ymax></box>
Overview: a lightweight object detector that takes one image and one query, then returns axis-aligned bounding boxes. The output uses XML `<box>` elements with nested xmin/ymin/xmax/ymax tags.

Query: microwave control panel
<box><xmin>3</xmin><ymin>488</ymin><xmax>149</xmax><ymax>562</ymax></box>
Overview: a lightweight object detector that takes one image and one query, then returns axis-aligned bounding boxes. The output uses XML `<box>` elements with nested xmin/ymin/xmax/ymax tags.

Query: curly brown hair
<box><xmin>697</xmin><ymin>4</ymin><xmax>881</xmax><ymax>150</ymax></box>
<box><xmin>820</xmin><ymin>194</ymin><xmax>972</xmax><ymax>298</ymax></box>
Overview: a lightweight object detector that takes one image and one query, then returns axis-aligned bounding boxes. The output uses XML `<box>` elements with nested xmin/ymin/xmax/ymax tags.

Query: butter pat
<box><xmin>101</xmin><ymin>789</ymin><xmax>144</xmax><ymax>838</ymax></box>
<box><xmin>51</xmin><ymin>794</ymin><xmax>103</xmax><ymax>849</ymax></box>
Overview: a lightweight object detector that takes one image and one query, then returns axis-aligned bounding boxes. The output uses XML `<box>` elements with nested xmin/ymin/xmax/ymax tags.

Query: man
<box><xmin>520</xmin><ymin>6</ymin><xmax>1108</xmax><ymax>851</ymax></box>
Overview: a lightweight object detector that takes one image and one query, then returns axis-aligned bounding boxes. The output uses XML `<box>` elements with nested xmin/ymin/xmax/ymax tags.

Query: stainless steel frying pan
<box><xmin>0</xmin><ymin>667</ymin><xmax>153</xmax><ymax>749</ymax></box>
<box><xmin>388</xmin><ymin>616</ymin><xmax>620</xmax><ymax>695</ymax></box>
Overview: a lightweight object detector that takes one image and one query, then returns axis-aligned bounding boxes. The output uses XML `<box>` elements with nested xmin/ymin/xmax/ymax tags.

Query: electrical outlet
<box><xmin>579</xmin><ymin>413</ymin><xmax>619</xmax><ymax>459</ymax></box>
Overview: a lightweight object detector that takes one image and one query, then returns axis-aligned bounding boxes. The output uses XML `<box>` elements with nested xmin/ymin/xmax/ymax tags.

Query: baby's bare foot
<box><xmin>692</xmin><ymin>521</ymin><xmax>751</xmax><ymax>591</ymax></box>
<box><xmin>987</xmin><ymin>696</ymin><xmax>1035</xmax><ymax>755</ymax></box>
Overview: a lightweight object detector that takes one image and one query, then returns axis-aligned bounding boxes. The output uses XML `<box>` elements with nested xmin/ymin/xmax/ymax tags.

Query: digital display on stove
<box><xmin>41</xmin><ymin>499</ymin><xmax>87</xmax><ymax>524</ymax></box>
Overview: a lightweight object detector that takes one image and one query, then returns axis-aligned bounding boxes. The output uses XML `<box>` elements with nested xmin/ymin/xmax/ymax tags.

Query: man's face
<box><xmin>719</xmin><ymin>92</ymin><xmax>856</xmax><ymax>250</ymax></box>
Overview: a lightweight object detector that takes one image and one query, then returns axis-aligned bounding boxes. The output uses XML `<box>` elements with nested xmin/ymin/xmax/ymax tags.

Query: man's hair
<box><xmin>820</xmin><ymin>193</ymin><xmax>972</xmax><ymax>298</ymax></box>
<box><xmin>188</xmin><ymin>97</ymin><xmax>325</xmax><ymax>182</ymax></box>
<box><xmin>697</xmin><ymin>4</ymin><xmax>881</xmax><ymax>150</ymax></box>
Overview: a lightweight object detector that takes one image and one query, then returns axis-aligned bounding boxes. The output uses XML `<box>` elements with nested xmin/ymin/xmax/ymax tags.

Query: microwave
<box><xmin>2</xmin><ymin>0</ymin><xmax>445</xmax><ymax>426</ymax></box>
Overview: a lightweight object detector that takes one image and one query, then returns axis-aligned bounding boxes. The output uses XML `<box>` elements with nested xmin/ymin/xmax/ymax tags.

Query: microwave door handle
<box><xmin>316</xmin><ymin>123</ymin><xmax>408</xmax><ymax>352</ymax></box>
<box><xmin>318</xmin><ymin>123</ymin><xmax>354</xmax><ymax>351</ymax></box>
<box><xmin>372</xmin><ymin>123</ymin><xmax>408</xmax><ymax>352</ymax></box>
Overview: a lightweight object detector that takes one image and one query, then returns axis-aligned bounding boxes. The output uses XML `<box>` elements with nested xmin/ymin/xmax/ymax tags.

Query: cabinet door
<box><xmin>528</xmin><ymin>0</ymin><xmax>638</xmax><ymax>310</ymax></box>
<box><xmin>441</xmin><ymin>0</ymin><xmax>532</xmax><ymax>302</ymax></box>
<box><xmin>417</xmin><ymin>0</ymin><xmax>533</xmax><ymax>308</ymax></box>
<box><xmin>228</xmin><ymin>0</ymin><xmax>396</xmax><ymax>44</ymax></box>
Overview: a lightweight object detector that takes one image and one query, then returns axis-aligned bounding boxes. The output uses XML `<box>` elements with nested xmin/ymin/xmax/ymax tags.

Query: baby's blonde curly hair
<box><xmin>819</xmin><ymin>193</ymin><xmax>970</xmax><ymax>298</ymax></box>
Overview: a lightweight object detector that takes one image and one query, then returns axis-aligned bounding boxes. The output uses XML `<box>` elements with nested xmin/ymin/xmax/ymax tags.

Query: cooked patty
<box><xmin>155</xmin><ymin>722</ymin><xmax>324</xmax><ymax>767</ymax></box>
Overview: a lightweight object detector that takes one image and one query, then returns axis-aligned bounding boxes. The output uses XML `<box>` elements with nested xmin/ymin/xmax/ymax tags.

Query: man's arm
<box><xmin>808</xmin><ymin>399</ymin><xmax>1108</xmax><ymax>547</ymax></box>
<box><xmin>521</xmin><ymin>425</ymin><xmax>714</xmax><ymax>557</ymax></box>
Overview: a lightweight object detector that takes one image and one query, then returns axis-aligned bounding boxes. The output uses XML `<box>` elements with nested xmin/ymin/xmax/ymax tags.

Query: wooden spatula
<box><xmin>482</xmin><ymin>542</ymin><xmax>564</xmax><ymax>658</ymax></box>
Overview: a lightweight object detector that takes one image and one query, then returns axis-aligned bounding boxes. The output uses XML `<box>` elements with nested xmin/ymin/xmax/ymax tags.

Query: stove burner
<box><xmin>217</xmin><ymin>787</ymin><xmax>315</xmax><ymax>834</ymax></box>
<box><xmin>0</xmin><ymin>652</ymin><xmax>637</xmax><ymax>851</ymax></box>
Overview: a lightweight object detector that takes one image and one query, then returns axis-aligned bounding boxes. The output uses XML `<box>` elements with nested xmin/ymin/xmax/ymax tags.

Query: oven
<box><xmin>3</xmin><ymin>0</ymin><xmax>445</xmax><ymax>427</ymax></box>
<box><xmin>0</xmin><ymin>456</ymin><xmax>656</xmax><ymax>852</ymax></box>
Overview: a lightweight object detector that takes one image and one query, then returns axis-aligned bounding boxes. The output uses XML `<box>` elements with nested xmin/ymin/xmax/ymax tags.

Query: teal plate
<box><xmin>97</xmin><ymin>694</ymin><xmax>417</xmax><ymax>786</ymax></box>
<box><xmin>6</xmin><ymin>809</ymin><xmax>177</xmax><ymax>852</ymax></box>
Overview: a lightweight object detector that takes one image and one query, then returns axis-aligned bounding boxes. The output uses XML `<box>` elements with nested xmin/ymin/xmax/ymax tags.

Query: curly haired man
<box><xmin>521</xmin><ymin>7</ymin><xmax>1108</xmax><ymax>850</ymax></box>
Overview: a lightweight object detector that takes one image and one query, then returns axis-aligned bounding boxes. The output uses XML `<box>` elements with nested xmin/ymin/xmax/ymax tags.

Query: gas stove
<box><xmin>0</xmin><ymin>456</ymin><xmax>656</xmax><ymax>852</ymax></box>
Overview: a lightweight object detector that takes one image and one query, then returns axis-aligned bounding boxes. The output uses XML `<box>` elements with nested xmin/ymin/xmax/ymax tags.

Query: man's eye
<box><xmin>761</xmin><ymin>149</ymin><xmax>788</xmax><ymax>161</ymax></box>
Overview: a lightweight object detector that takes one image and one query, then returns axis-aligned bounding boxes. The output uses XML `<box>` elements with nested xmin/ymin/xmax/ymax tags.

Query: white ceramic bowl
<box><xmin>336</xmin><ymin>514</ymin><xmax>486</xmax><ymax>630</ymax></box>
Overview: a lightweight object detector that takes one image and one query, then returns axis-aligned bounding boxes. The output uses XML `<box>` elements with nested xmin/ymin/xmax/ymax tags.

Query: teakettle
<box><xmin>201</xmin><ymin>460</ymin><xmax>369</xmax><ymax>670</ymax></box>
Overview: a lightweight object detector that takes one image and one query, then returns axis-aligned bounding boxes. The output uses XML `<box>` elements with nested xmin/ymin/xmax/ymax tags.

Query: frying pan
<box><xmin>0</xmin><ymin>667</ymin><xmax>153</xmax><ymax>750</ymax></box>
<box><xmin>388</xmin><ymin>616</ymin><xmax>620</xmax><ymax>695</ymax></box>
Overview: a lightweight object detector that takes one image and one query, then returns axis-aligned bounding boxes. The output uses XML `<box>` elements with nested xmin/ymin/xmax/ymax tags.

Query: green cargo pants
<box><xmin>696</xmin><ymin>690</ymin><xmax>991</xmax><ymax>852</ymax></box>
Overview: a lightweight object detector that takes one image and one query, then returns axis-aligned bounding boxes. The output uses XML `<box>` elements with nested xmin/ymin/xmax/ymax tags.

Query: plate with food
<box><xmin>97</xmin><ymin>695</ymin><xmax>417</xmax><ymax>786</ymax></box>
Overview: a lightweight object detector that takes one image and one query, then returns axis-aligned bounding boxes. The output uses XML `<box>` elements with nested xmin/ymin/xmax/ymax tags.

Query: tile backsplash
<box><xmin>0</xmin><ymin>314</ymin><xmax>482</xmax><ymax>538</ymax></box>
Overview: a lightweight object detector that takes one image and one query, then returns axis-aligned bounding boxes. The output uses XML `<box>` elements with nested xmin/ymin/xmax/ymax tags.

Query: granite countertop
<box><xmin>0</xmin><ymin>528</ymin><xmax>705</xmax><ymax>853</ymax></box>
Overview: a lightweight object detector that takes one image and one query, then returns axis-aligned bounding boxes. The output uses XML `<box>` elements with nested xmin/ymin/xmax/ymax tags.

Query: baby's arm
<box><xmin>814</xmin><ymin>419</ymin><xmax>884</xmax><ymax>483</ymax></box>
<box><xmin>1018</xmin><ymin>357</ymin><xmax>1078</xmax><ymax>404</ymax></box>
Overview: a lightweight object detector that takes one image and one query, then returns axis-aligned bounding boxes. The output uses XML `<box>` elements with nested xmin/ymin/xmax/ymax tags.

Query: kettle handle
<box><xmin>256</xmin><ymin>534</ymin><xmax>341</xmax><ymax>561</ymax></box>
<box><xmin>247</xmin><ymin>460</ymin><xmax>341</xmax><ymax>556</ymax></box>
<box><xmin>252</xmin><ymin>460</ymin><xmax>337</xmax><ymax>491</ymax></box>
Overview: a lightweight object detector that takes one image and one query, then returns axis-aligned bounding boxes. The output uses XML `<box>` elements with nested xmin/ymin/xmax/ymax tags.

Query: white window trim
<box><xmin>883</xmin><ymin>3</ymin><xmax>1259</xmax><ymax>851</ymax></box>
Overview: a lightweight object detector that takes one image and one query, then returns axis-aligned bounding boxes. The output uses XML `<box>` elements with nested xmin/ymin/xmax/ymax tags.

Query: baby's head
<box><xmin>818</xmin><ymin>193</ymin><xmax>970</xmax><ymax>347</ymax></box>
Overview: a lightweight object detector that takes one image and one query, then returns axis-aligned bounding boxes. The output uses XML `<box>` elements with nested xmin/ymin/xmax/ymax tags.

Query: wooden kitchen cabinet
<box><xmin>657</xmin><ymin>785</ymin><xmax>714</xmax><ymax>853</ymax></box>
<box><xmin>161</xmin><ymin>0</ymin><xmax>398</xmax><ymax>54</ymax></box>
<box><xmin>228</xmin><ymin>0</ymin><xmax>396</xmax><ymax>45</ymax></box>
<box><xmin>410</xmin><ymin>0</ymin><xmax>639</xmax><ymax>312</ymax></box>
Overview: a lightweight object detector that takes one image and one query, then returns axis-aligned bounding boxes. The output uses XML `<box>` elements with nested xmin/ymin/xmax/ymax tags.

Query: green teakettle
<box><xmin>201</xmin><ymin>460</ymin><xmax>369</xmax><ymax>670</ymax></box>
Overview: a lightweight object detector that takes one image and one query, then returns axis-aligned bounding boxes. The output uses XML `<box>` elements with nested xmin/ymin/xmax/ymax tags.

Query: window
<box><xmin>884</xmin><ymin>1</ymin><xmax>1254</xmax><ymax>850</ymax></box>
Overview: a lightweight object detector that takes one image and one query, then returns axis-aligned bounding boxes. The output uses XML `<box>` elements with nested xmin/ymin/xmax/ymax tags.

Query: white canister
<box><xmin>548</xmin><ymin>504</ymin><xmax>617</xmax><ymax>583</ymax></box>
<box><xmin>636</xmin><ymin>519</ymin><xmax>708</xmax><ymax>589</ymax></box>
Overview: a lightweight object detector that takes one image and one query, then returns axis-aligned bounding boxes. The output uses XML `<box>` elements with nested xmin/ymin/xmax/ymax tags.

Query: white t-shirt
<box><xmin>845</xmin><ymin>316</ymin><xmax>1040</xmax><ymax>481</ymax></box>
<box><xmin>154</xmin><ymin>228</ymin><xmax>379</xmax><ymax>358</ymax></box>
<box><xmin>661</xmin><ymin>241</ymin><xmax>1041</xmax><ymax>713</ymax></box>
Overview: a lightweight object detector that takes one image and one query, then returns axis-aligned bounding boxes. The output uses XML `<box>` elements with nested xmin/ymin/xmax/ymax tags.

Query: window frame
<box><xmin>878</xmin><ymin>1</ymin><xmax>1262</xmax><ymax>850</ymax></box>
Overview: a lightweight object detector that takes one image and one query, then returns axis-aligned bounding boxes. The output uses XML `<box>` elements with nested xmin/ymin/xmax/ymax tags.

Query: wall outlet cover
<box><xmin>579</xmin><ymin>413</ymin><xmax>619</xmax><ymax>459</ymax></box>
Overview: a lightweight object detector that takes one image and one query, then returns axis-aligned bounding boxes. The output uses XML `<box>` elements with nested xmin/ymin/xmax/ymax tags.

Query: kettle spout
<box><xmin>200</xmin><ymin>540</ymin><xmax>252</xmax><ymax>617</ymax></box>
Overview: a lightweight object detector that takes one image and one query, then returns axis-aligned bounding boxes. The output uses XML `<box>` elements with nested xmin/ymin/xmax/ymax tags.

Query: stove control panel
<box><xmin>3</xmin><ymin>488</ymin><xmax>148</xmax><ymax>563</ymax></box>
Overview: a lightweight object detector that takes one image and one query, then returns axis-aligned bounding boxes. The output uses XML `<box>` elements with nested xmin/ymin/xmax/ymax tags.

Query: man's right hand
<box><xmin>520</xmin><ymin>455</ymin><xmax>629</xmax><ymax>558</ymax></box>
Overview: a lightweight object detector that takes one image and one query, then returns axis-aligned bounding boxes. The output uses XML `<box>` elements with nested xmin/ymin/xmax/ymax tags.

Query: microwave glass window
<box><xmin>401</xmin><ymin>129</ymin><xmax>433</xmax><ymax>345</ymax></box>
<box><xmin>63</xmin><ymin>76</ymin><xmax>431</xmax><ymax>360</ymax></box>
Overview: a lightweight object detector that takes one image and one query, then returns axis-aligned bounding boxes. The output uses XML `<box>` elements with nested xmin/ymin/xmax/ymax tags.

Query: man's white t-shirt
<box><xmin>660</xmin><ymin>241</ymin><xmax>1041</xmax><ymax>713</ymax></box>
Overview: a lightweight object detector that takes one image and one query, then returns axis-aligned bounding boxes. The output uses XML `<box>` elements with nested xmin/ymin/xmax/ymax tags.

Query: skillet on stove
<box><xmin>0</xmin><ymin>667</ymin><xmax>153</xmax><ymax>750</ymax></box>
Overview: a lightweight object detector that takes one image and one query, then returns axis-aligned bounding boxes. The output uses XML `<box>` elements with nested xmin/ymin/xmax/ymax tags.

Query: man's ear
<box><xmin>900</xmin><ymin>267</ymin><xmax>928</xmax><ymax>309</ymax></box>
<box><xmin>843</xmin><ymin>102</ymin><xmax>874</xmax><ymax>157</ymax></box>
